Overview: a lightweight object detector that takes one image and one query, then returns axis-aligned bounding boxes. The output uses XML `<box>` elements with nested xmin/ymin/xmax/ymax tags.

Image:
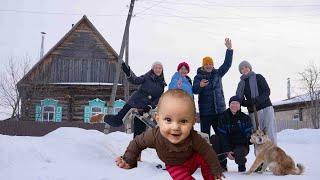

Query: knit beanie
<box><xmin>238</xmin><ymin>60</ymin><xmax>252</xmax><ymax>74</ymax></box>
<box><xmin>229</xmin><ymin>95</ymin><xmax>241</xmax><ymax>105</ymax></box>
<box><xmin>177</xmin><ymin>62</ymin><xmax>190</xmax><ymax>73</ymax></box>
<box><xmin>202</xmin><ymin>56</ymin><xmax>214</xmax><ymax>66</ymax></box>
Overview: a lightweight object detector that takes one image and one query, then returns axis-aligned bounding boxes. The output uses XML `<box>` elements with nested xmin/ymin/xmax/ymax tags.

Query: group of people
<box><xmin>101</xmin><ymin>38</ymin><xmax>277</xmax><ymax>180</ymax></box>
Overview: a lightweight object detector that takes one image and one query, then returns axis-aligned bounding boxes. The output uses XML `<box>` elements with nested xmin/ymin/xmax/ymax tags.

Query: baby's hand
<box><xmin>115</xmin><ymin>156</ymin><xmax>132</xmax><ymax>169</ymax></box>
<box><xmin>215</xmin><ymin>173</ymin><xmax>225</xmax><ymax>179</ymax></box>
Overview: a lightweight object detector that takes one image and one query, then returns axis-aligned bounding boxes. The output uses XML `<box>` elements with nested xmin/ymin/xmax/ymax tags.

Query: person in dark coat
<box><xmin>210</xmin><ymin>96</ymin><xmax>253</xmax><ymax>172</ymax></box>
<box><xmin>104</xmin><ymin>61</ymin><xmax>167</xmax><ymax>137</ymax></box>
<box><xmin>192</xmin><ymin>38</ymin><xmax>233</xmax><ymax>136</ymax></box>
<box><xmin>236</xmin><ymin>60</ymin><xmax>277</xmax><ymax>145</ymax></box>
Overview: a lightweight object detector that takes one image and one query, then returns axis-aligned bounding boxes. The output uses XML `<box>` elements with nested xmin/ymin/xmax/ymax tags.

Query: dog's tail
<box><xmin>290</xmin><ymin>163</ymin><xmax>304</xmax><ymax>175</ymax></box>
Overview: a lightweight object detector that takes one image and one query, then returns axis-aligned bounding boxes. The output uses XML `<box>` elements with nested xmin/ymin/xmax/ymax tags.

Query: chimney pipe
<box><xmin>40</xmin><ymin>32</ymin><xmax>46</xmax><ymax>59</ymax></box>
<box><xmin>287</xmin><ymin>78</ymin><xmax>291</xmax><ymax>99</ymax></box>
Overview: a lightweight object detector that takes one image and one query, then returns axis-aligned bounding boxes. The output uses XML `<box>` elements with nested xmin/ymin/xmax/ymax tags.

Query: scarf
<box><xmin>236</xmin><ymin>71</ymin><xmax>259</xmax><ymax>102</ymax></box>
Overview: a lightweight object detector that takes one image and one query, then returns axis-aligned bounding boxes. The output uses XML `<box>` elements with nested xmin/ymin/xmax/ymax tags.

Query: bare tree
<box><xmin>298</xmin><ymin>63</ymin><xmax>320</xmax><ymax>129</ymax></box>
<box><xmin>0</xmin><ymin>57</ymin><xmax>30</xmax><ymax>119</ymax></box>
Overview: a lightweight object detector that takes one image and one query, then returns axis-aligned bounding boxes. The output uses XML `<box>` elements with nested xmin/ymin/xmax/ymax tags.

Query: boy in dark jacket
<box><xmin>192</xmin><ymin>38</ymin><xmax>233</xmax><ymax>136</ymax></box>
<box><xmin>116</xmin><ymin>89</ymin><xmax>225</xmax><ymax>180</ymax></box>
<box><xmin>210</xmin><ymin>96</ymin><xmax>253</xmax><ymax>172</ymax></box>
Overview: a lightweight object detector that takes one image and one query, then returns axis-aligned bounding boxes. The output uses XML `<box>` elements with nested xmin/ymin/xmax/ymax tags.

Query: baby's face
<box><xmin>156</xmin><ymin>97</ymin><xmax>195</xmax><ymax>144</ymax></box>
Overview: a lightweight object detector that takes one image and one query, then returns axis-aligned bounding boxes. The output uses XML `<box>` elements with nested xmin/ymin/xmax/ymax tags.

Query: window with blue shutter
<box><xmin>113</xmin><ymin>99</ymin><xmax>126</xmax><ymax>115</ymax></box>
<box><xmin>83</xmin><ymin>98</ymin><xmax>126</xmax><ymax>123</ymax></box>
<box><xmin>35</xmin><ymin>98</ymin><xmax>63</xmax><ymax>122</ymax></box>
<box><xmin>84</xmin><ymin>98</ymin><xmax>106</xmax><ymax>123</ymax></box>
<box><xmin>55</xmin><ymin>106</ymin><xmax>62</xmax><ymax>122</ymax></box>
<box><xmin>84</xmin><ymin>106</ymin><xmax>91</xmax><ymax>123</ymax></box>
<box><xmin>35</xmin><ymin>106</ymin><xmax>42</xmax><ymax>121</ymax></box>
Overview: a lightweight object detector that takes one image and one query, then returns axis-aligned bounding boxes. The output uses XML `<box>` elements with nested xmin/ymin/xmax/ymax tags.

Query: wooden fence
<box><xmin>276</xmin><ymin>119</ymin><xmax>314</xmax><ymax>132</ymax></box>
<box><xmin>0</xmin><ymin>120</ymin><xmax>124</xmax><ymax>136</ymax></box>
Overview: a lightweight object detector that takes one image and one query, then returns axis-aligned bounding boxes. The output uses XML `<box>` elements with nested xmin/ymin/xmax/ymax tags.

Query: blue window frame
<box><xmin>83</xmin><ymin>98</ymin><xmax>125</xmax><ymax>123</ymax></box>
<box><xmin>35</xmin><ymin>98</ymin><xmax>62</xmax><ymax>122</ymax></box>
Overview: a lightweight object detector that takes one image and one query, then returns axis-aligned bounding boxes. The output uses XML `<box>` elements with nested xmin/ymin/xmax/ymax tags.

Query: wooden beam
<box><xmin>109</xmin><ymin>0</ymin><xmax>136</xmax><ymax>112</ymax></box>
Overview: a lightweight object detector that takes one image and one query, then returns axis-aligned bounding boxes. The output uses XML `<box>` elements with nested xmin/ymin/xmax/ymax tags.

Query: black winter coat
<box><xmin>192</xmin><ymin>49</ymin><xmax>233</xmax><ymax>115</ymax></box>
<box><xmin>127</xmin><ymin>70</ymin><xmax>166</xmax><ymax>109</ymax></box>
<box><xmin>216</xmin><ymin>109</ymin><xmax>253</xmax><ymax>152</ymax></box>
<box><xmin>242</xmin><ymin>74</ymin><xmax>272</xmax><ymax>113</ymax></box>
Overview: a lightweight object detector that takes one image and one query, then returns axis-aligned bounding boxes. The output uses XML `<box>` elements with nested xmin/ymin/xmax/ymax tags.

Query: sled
<box><xmin>122</xmin><ymin>108</ymin><xmax>211</xmax><ymax>144</ymax></box>
<box><xmin>122</xmin><ymin>108</ymin><xmax>158</xmax><ymax>129</ymax></box>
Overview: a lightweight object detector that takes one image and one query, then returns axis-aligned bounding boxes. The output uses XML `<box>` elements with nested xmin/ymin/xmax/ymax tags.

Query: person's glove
<box><xmin>227</xmin><ymin>152</ymin><xmax>235</xmax><ymax>160</ymax></box>
<box><xmin>137</xmin><ymin>105</ymin><xmax>153</xmax><ymax>116</ymax></box>
<box><xmin>121</xmin><ymin>62</ymin><xmax>131</xmax><ymax>76</ymax></box>
<box><xmin>143</xmin><ymin>105</ymin><xmax>153</xmax><ymax>113</ymax></box>
<box><xmin>251</xmin><ymin>98</ymin><xmax>257</xmax><ymax>106</ymax></box>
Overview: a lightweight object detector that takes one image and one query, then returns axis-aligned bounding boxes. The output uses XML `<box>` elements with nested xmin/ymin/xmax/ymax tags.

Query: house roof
<box><xmin>273</xmin><ymin>92</ymin><xmax>317</xmax><ymax>107</ymax></box>
<box><xmin>49</xmin><ymin>82</ymin><xmax>123</xmax><ymax>86</ymax></box>
<box><xmin>17</xmin><ymin>15</ymin><xmax>132</xmax><ymax>87</ymax></box>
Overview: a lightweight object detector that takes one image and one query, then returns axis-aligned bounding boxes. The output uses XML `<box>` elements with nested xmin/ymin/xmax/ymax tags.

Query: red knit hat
<box><xmin>177</xmin><ymin>62</ymin><xmax>190</xmax><ymax>73</ymax></box>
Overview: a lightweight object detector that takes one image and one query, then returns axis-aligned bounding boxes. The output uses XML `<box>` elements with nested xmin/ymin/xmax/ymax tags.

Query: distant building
<box><xmin>17</xmin><ymin>15</ymin><xmax>137</xmax><ymax>123</ymax></box>
<box><xmin>273</xmin><ymin>93</ymin><xmax>316</xmax><ymax>132</ymax></box>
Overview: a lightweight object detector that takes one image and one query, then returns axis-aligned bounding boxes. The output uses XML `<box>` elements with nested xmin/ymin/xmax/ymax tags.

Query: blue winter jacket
<box><xmin>192</xmin><ymin>49</ymin><xmax>233</xmax><ymax>116</ymax></box>
<box><xmin>127</xmin><ymin>70</ymin><xmax>167</xmax><ymax>109</ymax></box>
<box><xmin>168</xmin><ymin>72</ymin><xmax>193</xmax><ymax>97</ymax></box>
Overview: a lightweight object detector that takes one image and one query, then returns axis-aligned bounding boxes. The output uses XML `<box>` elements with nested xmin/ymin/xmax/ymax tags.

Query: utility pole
<box><xmin>108</xmin><ymin>0</ymin><xmax>136</xmax><ymax>113</ymax></box>
<box><xmin>40</xmin><ymin>32</ymin><xmax>46</xmax><ymax>59</ymax></box>
<box><xmin>287</xmin><ymin>78</ymin><xmax>291</xmax><ymax>99</ymax></box>
<box><xmin>124</xmin><ymin>31</ymin><xmax>130</xmax><ymax>101</ymax></box>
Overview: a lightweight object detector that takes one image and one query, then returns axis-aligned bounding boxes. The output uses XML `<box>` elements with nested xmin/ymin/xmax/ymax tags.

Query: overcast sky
<box><xmin>1</xmin><ymin>0</ymin><xmax>320</xmax><ymax>118</ymax></box>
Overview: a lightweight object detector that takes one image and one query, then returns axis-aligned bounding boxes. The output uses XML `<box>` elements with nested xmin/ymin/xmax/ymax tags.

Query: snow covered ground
<box><xmin>0</xmin><ymin>124</ymin><xmax>319</xmax><ymax>180</ymax></box>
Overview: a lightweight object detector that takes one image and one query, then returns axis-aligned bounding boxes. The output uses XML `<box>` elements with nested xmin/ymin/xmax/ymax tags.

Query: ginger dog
<box><xmin>247</xmin><ymin>130</ymin><xmax>304</xmax><ymax>175</ymax></box>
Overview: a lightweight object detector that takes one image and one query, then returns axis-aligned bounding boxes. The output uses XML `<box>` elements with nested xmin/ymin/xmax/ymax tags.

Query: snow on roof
<box><xmin>49</xmin><ymin>82</ymin><xmax>123</xmax><ymax>86</ymax></box>
<box><xmin>273</xmin><ymin>93</ymin><xmax>312</xmax><ymax>106</ymax></box>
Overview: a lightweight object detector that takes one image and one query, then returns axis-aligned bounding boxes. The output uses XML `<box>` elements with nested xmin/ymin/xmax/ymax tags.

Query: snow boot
<box><xmin>238</xmin><ymin>165</ymin><xmax>246</xmax><ymax>172</ymax></box>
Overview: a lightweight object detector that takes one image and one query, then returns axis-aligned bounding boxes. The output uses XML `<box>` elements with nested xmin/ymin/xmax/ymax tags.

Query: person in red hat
<box><xmin>168</xmin><ymin>61</ymin><xmax>193</xmax><ymax>97</ymax></box>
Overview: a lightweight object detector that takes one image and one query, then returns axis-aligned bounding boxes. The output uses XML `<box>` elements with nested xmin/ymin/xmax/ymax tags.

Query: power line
<box><xmin>0</xmin><ymin>9</ymin><xmax>126</xmax><ymax>17</ymax></box>
<box><xmin>135</xmin><ymin>0</ymin><xmax>165</xmax><ymax>15</ymax></box>
<box><xmin>139</xmin><ymin>0</ymin><xmax>320</xmax><ymax>8</ymax></box>
<box><xmin>1</xmin><ymin>8</ymin><xmax>319</xmax><ymax>21</ymax></box>
<box><xmin>138</xmin><ymin>12</ymin><xmax>320</xmax><ymax>20</ymax></box>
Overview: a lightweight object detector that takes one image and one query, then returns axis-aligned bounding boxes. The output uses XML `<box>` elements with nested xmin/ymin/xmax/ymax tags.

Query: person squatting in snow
<box><xmin>210</xmin><ymin>96</ymin><xmax>253</xmax><ymax>173</ymax></box>
<box><xmin>116</xmin><ymin>89</ymin><xmax>225</xmax><ymax>180</ymax></box>
<box><xmin>192</xmin><ymin>38</ymin><xmax>233</xmax><ymax>137</ymax></box>
<box><xmin>103</xmin><ymin>61</ymin><xmax>167</xmax><ymax>137</ymax></box>
<box><xmin>168</xmin><ymin>61</ymin><xmax>193</xmax><ymax>98</ymax></box>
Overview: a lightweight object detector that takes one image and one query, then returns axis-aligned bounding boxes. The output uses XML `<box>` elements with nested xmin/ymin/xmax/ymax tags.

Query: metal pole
<box><xmin>287</xmin><ymin>78</ymin><xmax>291</xmax><ymax>99</ymax></box>
<box><xmin>108</xmin><ymin>0</ymin><xmax>136</xmax><ymax>113</ymax></box>
<box><xmin>40</xmin><ymin>32</ymin><xmax>46</xmax><ymax>59</ymax></box>
<box><xmin>124</xmin><ymin>31</ymin><xmax>130</xmax><ymax>101</ymax></box>
<box><xmin>253</xmin><ymin>104</ymin><xmax>260</xmax><ymax>131</ymax></box>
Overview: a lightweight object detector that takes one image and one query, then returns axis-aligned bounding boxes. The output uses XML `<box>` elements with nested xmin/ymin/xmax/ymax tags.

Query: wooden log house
<box><xmin>17</xmin><ymin>15</ymin><xmax>137</xmax><ymax>123</ymax></box>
